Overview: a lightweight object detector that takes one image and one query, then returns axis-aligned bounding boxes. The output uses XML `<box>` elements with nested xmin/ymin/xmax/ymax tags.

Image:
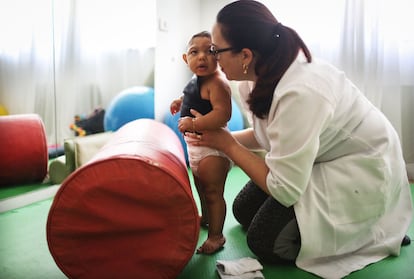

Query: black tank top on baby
<box><xmin>180</xmin><ymin>76</ymin><xmax>212</xmax><ymax>118</ymax></box>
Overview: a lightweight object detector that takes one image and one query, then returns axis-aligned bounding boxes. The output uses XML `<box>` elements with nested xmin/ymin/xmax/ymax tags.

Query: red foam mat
<box><xmin>47</xmin><ymin>119</ymin><xmax>200</xmax><ymax>279</ymax></box>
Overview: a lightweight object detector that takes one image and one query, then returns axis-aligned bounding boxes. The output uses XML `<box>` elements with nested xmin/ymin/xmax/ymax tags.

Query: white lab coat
<box><xmin>238</xmin><ymin>55</ymin><xmax>413</xmax><ymax>279</ymax></box>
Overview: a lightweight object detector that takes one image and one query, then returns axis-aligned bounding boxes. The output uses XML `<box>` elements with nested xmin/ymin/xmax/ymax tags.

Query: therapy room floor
<box><xmin>0</xmin><ymin>166</ymin><xmax>413</xmax><ymax>279</ymax></box>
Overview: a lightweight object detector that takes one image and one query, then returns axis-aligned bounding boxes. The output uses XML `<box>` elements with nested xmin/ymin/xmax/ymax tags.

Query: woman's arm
<box><xmin>232</xmin><ymin>128</ymin><xmax>263</xmax><ymax>151</ymax></box>
<box><xmin>187</xmin><ymin>115</ymin><xmax>270</xmax><ymax>195</ymax></box>
<box><xmin>225</xmin><ymin>135</ymin><xmax>270</xmax><ymax>195</ymax></box>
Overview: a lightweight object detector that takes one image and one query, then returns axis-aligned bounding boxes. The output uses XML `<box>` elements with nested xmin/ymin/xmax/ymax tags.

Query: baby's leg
<box><xmin>193</xmin><ymin>176</ymin><xmax>209</xmax><ymax>228</ymax></box>
<box><xmin>196</xmin><ymin>155</ymin><xmax>230</xmax><ymax>254</ymax></box>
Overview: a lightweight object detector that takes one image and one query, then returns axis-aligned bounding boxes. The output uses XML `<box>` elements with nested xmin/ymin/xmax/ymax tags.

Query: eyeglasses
<box><xmin>209</xmin><ymin>45</ymin><xmax>235</xmax><ymax>59</ymax></box>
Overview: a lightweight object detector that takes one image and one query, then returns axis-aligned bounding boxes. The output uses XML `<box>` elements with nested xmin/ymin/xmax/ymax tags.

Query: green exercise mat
<box><xmin>0</xmin><ymin>167</ymin><xmax>413</xmax><ymax>279</ymax></box>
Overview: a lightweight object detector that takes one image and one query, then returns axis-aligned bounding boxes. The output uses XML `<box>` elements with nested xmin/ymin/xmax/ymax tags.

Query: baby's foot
<box><xmin>196</xmin><ymin>235</ymin><xmax>226</xmax><ymax>254</ymax></box>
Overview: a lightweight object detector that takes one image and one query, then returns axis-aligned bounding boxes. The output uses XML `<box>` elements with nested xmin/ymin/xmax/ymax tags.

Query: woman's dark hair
<box><xmin>216</xmin><ymin>0</ymin><xmax>312</xmax><ymax>119</ymax></box>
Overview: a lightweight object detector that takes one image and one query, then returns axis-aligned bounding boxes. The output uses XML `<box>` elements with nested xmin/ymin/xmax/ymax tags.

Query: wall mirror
<box><xmin>0</xmin><ymin>0</ymin><xmax>156</xmax><ymax>151</ymax></box>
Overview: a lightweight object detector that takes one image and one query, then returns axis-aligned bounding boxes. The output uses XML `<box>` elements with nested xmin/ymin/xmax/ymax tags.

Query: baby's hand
<box><xmin>178</xmin><ymin>116</ymin><xmax>193</xmax><ymax>133</ymax></box>
<box><xmin>170</xmin><ymin>97</ymin><xmax>183</xmax><ymax>115</ymax></box>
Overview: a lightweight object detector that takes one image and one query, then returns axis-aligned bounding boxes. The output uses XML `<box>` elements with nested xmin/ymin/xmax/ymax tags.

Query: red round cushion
<box><xmin>0</xmin><ymin>114</ymin><xmax>48</xmax><ymax>186</ymax></box>
<box><xmin>47</xmin><ymin>119</ymin><xmax>199</xmax><ymax>279</ymax></box>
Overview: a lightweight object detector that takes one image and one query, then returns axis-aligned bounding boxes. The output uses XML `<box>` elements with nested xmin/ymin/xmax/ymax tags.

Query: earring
<box><xmin>243</xmin><ymin>64</ymin><xmax>249</xmax><ymax>75</ymax></box>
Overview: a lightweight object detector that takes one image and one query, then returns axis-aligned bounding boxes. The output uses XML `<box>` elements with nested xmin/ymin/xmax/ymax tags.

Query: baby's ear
<box><xmin>182</xmin><ymin>53</ymin><xmax>188</xmax><ymax>64</ymax></box>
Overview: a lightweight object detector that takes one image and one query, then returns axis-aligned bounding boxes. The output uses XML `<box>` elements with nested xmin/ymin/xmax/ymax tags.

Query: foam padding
<box><xmin>48</xmin><ymin>155</ymin><xmax>70</xmax><ymax>185</ymax></box>
<box><xmin>47</xmin><ymin>119</ymin><xmax>200</xmax><ymax>279</ymax></box>
<box><xmin>0</xmin><ymin>114</ymin><xmax>48</xmax><ymax>186</ymax></box>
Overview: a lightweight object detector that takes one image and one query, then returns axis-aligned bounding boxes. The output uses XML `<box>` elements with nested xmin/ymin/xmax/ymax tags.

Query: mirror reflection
<box><xmin>0</xmin><ymin>0</ymin><xmax>156</xmax><ymax>146</ymax></box>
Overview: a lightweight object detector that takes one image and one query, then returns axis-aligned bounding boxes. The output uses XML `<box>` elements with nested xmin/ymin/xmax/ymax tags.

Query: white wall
<box><xmin>154</xmin><ymin>0</ymin><xmax>201</xmax><ymax>122</ymax></box>
<box><xmin>199</xmin><ymin>0</ymin><xmax>233</xmax><ymax>31</ymax></box>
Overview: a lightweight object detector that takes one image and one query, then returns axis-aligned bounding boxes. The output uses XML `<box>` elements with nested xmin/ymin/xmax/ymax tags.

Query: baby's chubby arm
<box><xmin>193</xmin><ymin>76</ymin><xmax>232</xmax><ymax>131</ymax></box>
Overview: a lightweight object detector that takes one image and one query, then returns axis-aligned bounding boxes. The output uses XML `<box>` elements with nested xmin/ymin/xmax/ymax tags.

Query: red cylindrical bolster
<box><xmin>47</xmin><ymin>119</ymin><xmax>199</xmax><ymax>279</ymax></box>
<box><xmin>0</xmin><ymin>114</ymin><xmax>48</xmax><ymax>186</ymax></box>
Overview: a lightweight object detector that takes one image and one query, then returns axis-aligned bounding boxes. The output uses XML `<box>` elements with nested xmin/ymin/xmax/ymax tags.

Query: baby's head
<box><xmin>187</xmin><ymin>31</ymin><xmax>212</xmax><ymax>47</ymax></box>
<box><xmin>183</xmin><ymin>31</ymin><xmax>218</xmax><ymax>77</ymax></box>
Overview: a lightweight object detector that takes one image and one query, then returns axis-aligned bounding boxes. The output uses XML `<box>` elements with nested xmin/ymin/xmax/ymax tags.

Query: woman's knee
<box><xmin>246</xmin><ymin>227</ymin><xmax>266</xmax><ymax>256</ymax></box>
<box><xmin>245</xmin><ymin>198</ymin><xmax>299</xmax><ymax>264</ymax></box>
<box><xmin>273</xmin><ymin>219</ymin><xmax>301</xmax><ymax>261</ymax></box>
<box><xmin>232</xmin><ymin>180</ymin><xmax>268</xmax><ymax>229</ymax></box>
<box><xmin>246</xmin><ymin>223</ymin><xmax>297</xmax><ymax>265</ymax></box>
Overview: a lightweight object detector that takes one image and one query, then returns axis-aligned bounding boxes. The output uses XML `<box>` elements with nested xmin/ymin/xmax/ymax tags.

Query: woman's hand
<box><xmin>189</xmin><ymin>109</ymin><xmax>270</xmax><ymax>192</ymax></box>
<box><xmin>187</xmin><ymin>126</ymin><xmax>235</xmax><ymax>152</ymax></box>
<box><xmin>186</xmin><ymin>109</ymin><xmax>237</xmax><ymax>153</ymax></box>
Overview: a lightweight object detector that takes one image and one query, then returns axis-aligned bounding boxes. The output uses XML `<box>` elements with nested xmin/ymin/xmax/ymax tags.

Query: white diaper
<box><xmin>184</xmin><ymin>134</ymin><xmax>233</xmax><ymax>176</ymax></box>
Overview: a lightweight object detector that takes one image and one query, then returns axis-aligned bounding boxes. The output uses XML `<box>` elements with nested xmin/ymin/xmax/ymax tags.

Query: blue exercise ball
<box><xmin>104</xmin><ymin>86</ymin><xmax>154</xmax><ymax>131</ymax></box>
<box><xmin>228</xmin><ymin>99</ymin><xmax>244</xmax><ymax>132</ymax></box>
<box><xmin>163</xmin><ymin>112</ymin><xmax>188</xmax><ymax>164</ymax></box>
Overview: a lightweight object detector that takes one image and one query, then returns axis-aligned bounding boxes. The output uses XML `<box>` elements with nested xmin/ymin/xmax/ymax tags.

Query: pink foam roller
<box><xmin>47</xmin><ymin>119</ymin><xmax>200</xmax><ymax>279</ymax></box>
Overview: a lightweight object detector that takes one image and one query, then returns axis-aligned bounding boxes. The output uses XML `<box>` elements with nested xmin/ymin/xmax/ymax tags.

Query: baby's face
<box><xmin>185</xmin><ymin>37</ymin><xmax>218</xmax><ymax>77</ymax></box>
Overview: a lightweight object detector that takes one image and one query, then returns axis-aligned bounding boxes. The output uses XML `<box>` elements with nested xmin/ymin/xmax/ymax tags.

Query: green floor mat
<box><xmin>0</xmin><ymin>182</ymin><xmax>52</xmax><ymax>200</ymax></box>
<box><xmin>0</xmin><ymin>167</ymin><xmax>413</xmax><ymax>279</ymax></box>
<box><xmin>0</xmin><ymin>198</ymin><xmax>67</xmax><ymax>279</ymax></box>
<box><xmin>180</xmin><ymin>168</ymin><xmax>414</xmax><ymax>279</ymax></box>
